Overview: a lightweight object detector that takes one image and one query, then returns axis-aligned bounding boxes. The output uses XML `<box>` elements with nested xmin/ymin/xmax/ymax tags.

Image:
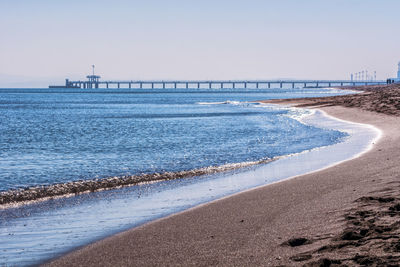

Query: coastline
<box><xmin>45</xmin><ymin>86</ymin><xmax>400</xmax><ymax>266</ymax></box>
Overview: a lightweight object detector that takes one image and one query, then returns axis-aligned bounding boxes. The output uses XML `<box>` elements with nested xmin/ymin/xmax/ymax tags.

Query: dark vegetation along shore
<box><xmin>45</xmin><ymin>83</ymin><xmax>400</xmax><ymax>266</ymax></box>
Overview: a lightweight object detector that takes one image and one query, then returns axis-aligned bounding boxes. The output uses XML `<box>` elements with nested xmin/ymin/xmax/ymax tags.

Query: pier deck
<box><xmin>52</xmin><ymin>79</ymin><xmax>387</xmax><ymax>89</ymax></box>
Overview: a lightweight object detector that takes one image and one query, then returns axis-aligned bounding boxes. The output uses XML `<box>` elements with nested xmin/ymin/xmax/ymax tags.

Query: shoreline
<box><xmin>0</xmin><ymin>86</ymin><xmax>361</xmax><ymax>208</ymax></box>
<box><xmin>45</xmin><ymin>91</ymin><xmax>400</xmax><ymax>266</ymax></box>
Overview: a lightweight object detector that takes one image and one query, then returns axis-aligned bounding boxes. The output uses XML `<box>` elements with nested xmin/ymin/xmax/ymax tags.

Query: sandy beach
<box><xmin>46</xmin><ymin>84</ymin><xmax>400</xmax><ymax>266</ymax></box>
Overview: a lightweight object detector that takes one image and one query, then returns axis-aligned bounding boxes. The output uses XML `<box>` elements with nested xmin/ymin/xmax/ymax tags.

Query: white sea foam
<box><xmin>299</xmin><ymin>88</ymin><xmax>360</xmax><ymax>95</ymax></box>
<box><xmin>258</xmin><ymin>102</ymin><xmax>315</xmax><ymax>122</ymax></box>
<box><xmin>197</xmin><ymin>100</ymin><xmax>243</xmax><ymax>105</ymax></box>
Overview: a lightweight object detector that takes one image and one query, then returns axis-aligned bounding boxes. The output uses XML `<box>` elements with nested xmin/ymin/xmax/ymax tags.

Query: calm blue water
<box><xmin>0</xmin><ymin>88</ymin><xmax>350</xmax><ymax>192</ymax></box>
<box><xmin>0</xmin><ymin>87</ymin><xmax>363</xmax><ymax>266</ymax></box>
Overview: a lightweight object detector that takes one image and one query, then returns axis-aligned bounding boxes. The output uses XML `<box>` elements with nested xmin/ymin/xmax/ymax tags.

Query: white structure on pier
<box><xmin>387</xmin><ymin>61</ymin><xmax>400</xmax><ymax>84</ymax></box>
<box><xmin>398</xmin><ymin>61</ymin><xmax>400</xmax><ymax>79</ymax></box>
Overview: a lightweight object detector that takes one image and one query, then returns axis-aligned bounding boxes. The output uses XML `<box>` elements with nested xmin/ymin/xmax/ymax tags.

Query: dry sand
<box><xmin>46</xmin><ymin>84</ymin><xmax>400</xmax><ymax>266</ymax></box>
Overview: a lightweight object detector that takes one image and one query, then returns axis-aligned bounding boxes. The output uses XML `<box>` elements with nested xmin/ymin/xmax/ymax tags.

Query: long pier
<box><xmin>54</xmin><ymin>79</ymin><xmax>387</xmax><ymax>89</ymax></box>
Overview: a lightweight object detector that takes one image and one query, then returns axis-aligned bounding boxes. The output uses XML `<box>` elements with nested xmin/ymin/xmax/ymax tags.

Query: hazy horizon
<box><xmin>1</xmin><ymin>0</ymin><xmax>400</xmax><ymax>88</ymax></box>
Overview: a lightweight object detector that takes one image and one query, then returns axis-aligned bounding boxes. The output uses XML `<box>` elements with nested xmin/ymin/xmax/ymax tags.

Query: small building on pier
<box><xmin>85</xmin><ymin>74</ymin><xmax>101</xmax><ymax>88</ymax></box>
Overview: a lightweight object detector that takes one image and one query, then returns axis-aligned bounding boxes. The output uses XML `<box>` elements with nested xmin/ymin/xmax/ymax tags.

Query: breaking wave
<box><xmin>197</xmin><ymin>100</ymin><xmax>243</xmax><ymax>105</ymax></box>
<box><xmin>0</xmin><ymin>158</ymin><xmax>275</xmax><ymax>207</ymax></box>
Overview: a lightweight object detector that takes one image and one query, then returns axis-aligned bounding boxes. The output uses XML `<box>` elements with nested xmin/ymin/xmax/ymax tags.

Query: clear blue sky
<box><xmin>0</xmin><ymin>0</ymin><xmax>399</xmax><ymax>86</ymax></box>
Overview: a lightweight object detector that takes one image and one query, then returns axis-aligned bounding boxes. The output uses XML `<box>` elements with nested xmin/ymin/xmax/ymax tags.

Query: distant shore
<box><xmin>266</xmin><ymin>83</ymin><xmax>400</xmax><ymax>116</ymax></box>
<box><xmin>46</xmin><ymin>84</ymin><xmax>400</xmax><ymax>266</ymax></box>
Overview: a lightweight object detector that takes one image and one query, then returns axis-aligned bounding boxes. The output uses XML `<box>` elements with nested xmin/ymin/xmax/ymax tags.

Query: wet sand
<box><xmin>46</xmin><ymin>84</ymin><xmax>400</xmax><ymax>266</ymax></box>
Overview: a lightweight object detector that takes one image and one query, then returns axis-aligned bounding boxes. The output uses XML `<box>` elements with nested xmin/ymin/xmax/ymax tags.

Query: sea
<box><xmin>0</xmin><ymin>87</ymin><xmax>380</xmax><ymax>265</ymax></box>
